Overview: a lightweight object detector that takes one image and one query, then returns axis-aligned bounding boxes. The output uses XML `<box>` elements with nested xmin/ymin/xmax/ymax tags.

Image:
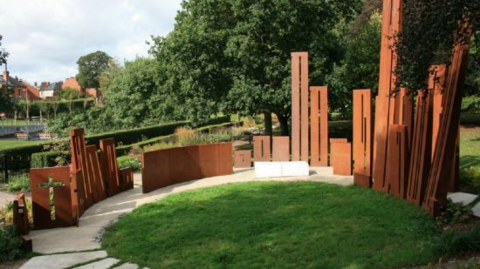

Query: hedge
<box><xmin>31</xmin><ymin>151</ymin><xmax>70</xmax><ymax>168</ymax></box>
<box><xmin>16</xmin><ymin>98</ymin><xmax>96</xmax><ymax>118</ymax></box>
<box><xmin>1</xmin><ymin>116</ymin><xmax>231</xmax><ymax>171</ymax></box>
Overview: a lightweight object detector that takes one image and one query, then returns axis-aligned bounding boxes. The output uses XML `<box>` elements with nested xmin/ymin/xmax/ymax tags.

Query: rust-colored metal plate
<box><xmin>310</xmin><ymin>86</ymin><xmax>329</xmax><ymax>167</ymax></box>
<box><xmin>429</xmin><ymin>64</ymin><xmax>447</xmax><ymax>158</ymax></box>
<box><xmin>353</xmin><ymin>89</ymin><xmax>373</xmax><ymax>188</ymax></box>
<box><xmin>406</xmin><ymin>91</ymin><xmax>433</xmax><ymax>206</ymax></box>
<box><xmin>423</xmin><ymin>42</ymin><xmax>470</xmax><ymax>217</ymax></box>
<box><xmin>272</xmin><ymin>137</ymin><xmax>290</xmax><ymax>162</ymax></box>
<box><xmin>119</xmin><ymin>167</ymin><xmax>134</xmax><ymax>191</ymax></box>
<box><xmin>30</xmin><ymin>166</ymin><xmax>75</xmax><ymax>230</ymax></box>
<box><xmin>253</xmin><ymin>136</ymin><xmax>271</xmax><ymax>162</ymax></box>
<box><xmin>234</xmin><ymin>150</ymin><xmax>252</xmax><ymax>168</ymax></box>
<box><xmin>291</xmin><ymin>52</ymin><xmax>309</xmax><ymax>161</ymax></box>
<box><xmin>373</xmin><ymin>0</ymin><xmax>403</xmax><ymax>193</ymax></box>
<box><xmin>69</xmin><ymin>128</ymin><xmax>94</xmax><ymax>210</ymax></box>
<box><xmin>99</xmin><ymin>138</ymin><xmax>120</xmax><ymax>197</ymax></box>
<box><xmin>330</xmin><ymin>141</ymin><xmax>352</xmax><ymax>176</ymax></box>
<box><xmin>142</xmin><ymin>143</ymin><xmax>234</xmax><ymax>194</ymax></box>
<box><xmin>385</xmin><ymin>125</ymin><xmax>408</xmax><ymax>199</ymax></box>
<box><xmin>86</xmin><ymin>145</ymin><xmax>107</xmax><ymax>202</ymax></box>
<box><xmin>13</xmin><ymin>193</ymin><xmax>30</xmax><ymax>235</ymax></box>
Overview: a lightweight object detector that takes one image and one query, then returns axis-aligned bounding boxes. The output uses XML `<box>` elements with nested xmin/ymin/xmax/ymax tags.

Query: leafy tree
<box><xmin>150</xmin><ymin>0</ymin><xmax>363</xmax><ymax>135</ymax></box>
<box><xmin>0</xmin><ymin>35</ymin><xmax>8</xmax><ymax>65</ymax></box>
<box><xmin>76</xmin><ymin>51</ymin><xmax>112</xmax><ymax>89</ymax></box>
<box><xmin>98</xmin><ymin>59</ymin><xmax>123</xmax><ymax>95</ymax></box>
<box><xmin>465</xmin><ymin>37</ymin><xmax>480</xmax><ymax>96</ymax></box>
<box><xmin>397</xmin><ymin>0</ymin><xmax>480</xmax><ymax>90</ymax></box>
<box><xmin>0</xmin><ymin>35</ymin><xmax>12</xmax><ymax>114</ymax></box>
<box><xmin>326</xmin><ymin>11</ymin><xmax>382</xmax><ymax>115</ymax></box>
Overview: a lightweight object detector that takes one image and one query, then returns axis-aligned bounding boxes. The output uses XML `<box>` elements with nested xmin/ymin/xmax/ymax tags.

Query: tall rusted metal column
<box><xmin>373</xmin><ymin>0</ymin><xmax>404</xmax><ymax>192</ymax></box>
<box><xmin>310</xmin><ymin>86</ymin><xmax>328</xmax><ymax>167</ymax></box>
<box><xmin>353</xmin><ymin>89</ymin><xmax>373</xmax><ymax>187</ymax></box>
<box><xmin>291</xmin><ymin>52</ymin><xmax>309</xmax><ymax>162</ymax></box>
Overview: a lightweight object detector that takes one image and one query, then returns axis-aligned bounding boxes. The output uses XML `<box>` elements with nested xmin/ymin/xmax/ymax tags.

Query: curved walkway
<box><xmin>29</xmin><ymin>167</ymin><xmax>353</xmax><ymax>254</ymax></box>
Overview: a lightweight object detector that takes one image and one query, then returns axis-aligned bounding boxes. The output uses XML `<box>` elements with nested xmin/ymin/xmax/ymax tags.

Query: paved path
<box><xmin>0</xmin><ymin>190</ymin><xmax>15</xmax><ymax>207</ymax></box>
<box><xmin>29</xmin><ymin>167</ymin><xmax>352</xmax><ymax>254</ymax></box>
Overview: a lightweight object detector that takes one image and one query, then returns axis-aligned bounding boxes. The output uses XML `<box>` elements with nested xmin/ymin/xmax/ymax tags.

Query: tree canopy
<box><xmin>150</xmin><ymin>0</ymin><xmax>363</xmax><ymax>134</ymax></box>
<box><xmin>76</xmin><ymin>51</ymin><xmax>113</xmax><ymax>89</ymax></box>
<box><xmin>0</xmin><ymin>35</ymin><xmax>8</xmax><ymax>66</ymax></box>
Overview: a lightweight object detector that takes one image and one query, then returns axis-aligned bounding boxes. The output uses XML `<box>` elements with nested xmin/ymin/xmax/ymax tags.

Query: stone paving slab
<box><xmin>20</xmin><ymin>250</ymin><xmax>107</xmax><ymax>269</ymax></box>
<box><xmin>30</xmin><ymin>168</ymin><xmax>353</xmax><ymax>254</ymax></box>
<box><xmin>73</xmin><ymin>258</ymin><xmax>120</xmax><ymax>269</ymax></box>
<box><xmin>473</xmin><ymin>203</ymin><xmax>480</xmax><ymax>218</ymax></box>
<box><xmin>447</xmin><ymin>192</ymin><xmax>478</xmax><ymax>206</ymax></box>
<box><xmin>113</xmin><ymin>263</ymin><xmax>138</xmax><ymax>269</ymax></box>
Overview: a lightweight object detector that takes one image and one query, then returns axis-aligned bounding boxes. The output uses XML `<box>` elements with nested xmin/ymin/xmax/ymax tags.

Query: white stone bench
<box><xmin>254</xmin><ymin>162</ymin><xmax>309</xmax><ymax>178</ymax></box>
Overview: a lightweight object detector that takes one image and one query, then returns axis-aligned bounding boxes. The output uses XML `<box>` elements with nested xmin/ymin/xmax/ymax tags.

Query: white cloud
<box><xmin>0</xmin><ymin>0</ymin><xmax>182</xmax><ymax>84</ymax></box>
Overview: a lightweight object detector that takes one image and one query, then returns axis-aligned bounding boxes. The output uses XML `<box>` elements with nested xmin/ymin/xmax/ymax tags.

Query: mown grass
<box><xmin>459</xmin><ymin>127</ymin><xmax>480</xmax><ymax>192</ymax></box>
<box><xmin>103</xmin><ymin>182</ymin><xmax>441</xmax><ymax>269</ymax></box>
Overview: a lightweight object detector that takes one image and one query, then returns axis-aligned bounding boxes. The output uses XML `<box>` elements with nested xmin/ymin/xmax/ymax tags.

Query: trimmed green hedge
<box><xmin>31</xmin><ymin>151</ymin><xmax>70</xmax><ymax>168</ymax></box>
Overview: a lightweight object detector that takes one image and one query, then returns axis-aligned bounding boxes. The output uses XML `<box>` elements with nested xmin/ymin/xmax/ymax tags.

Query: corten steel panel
<box><xmin>373</xmin><ymin>0</ymin><xmax>403</xmax><ymax>193</ymax></box>
<box><xmin>234</xmin><ymin>150</ymin><xmax>252</xmax><ymax>168</ymax></box>
<box><xmin>406</xmin><ymin>91</ymin><xmax>433</xmax><ymax>206</ymax></box>
<box><xmin>385</xmin><ymin>125</ymin><xmax>408</xmax><ymax>199</ymax></box>
<box><xmin>330</xmin><ymin>142</ymin><xmax>352</xmax><ymax>176</ymax></box>
<box><xmin>291</xmin><ymin>53</ymin><xmax>300</xmax><ymax>161</ymax></box>
<box><xmin>86</xmin><ymin>145</ymin><xmax>107</xmax><ymax>202</ymax></box>
<box><xmin>310</xmin><ymin>86</ymin><xmax>329</xmax><ymax>167</ymax></box>
<box><xmin>30</xmin><ymin>166</ymin><xmax>75</xmax><ymax>230</ymax></box>
<box><xmin>99</xmin><ymin>139</ymin><xmax>120</xmax><ymax>197</ymax></box>
<box><xmin>119</xmin><ymin>167</ymin><xmax>134</xmax><ymax>191</ymax></box>
<box><xmin>353</xmin><ymin>89</ymin><xmax>373</xmax><ymax>188</ymax></box>
<box><xmin>215</xmin><ymin>143</ymin><xmax>234</xmax><ymax>176</ymax></box>
<box><xmin>397</xmin><ymin>88</ymin><xmax>413</xmax><ymax>150</ymax></box>
<box><xmin>69</xmin><ymin>128</ymin><xmax>94</xmax><ymax>210</ymax></box>
<box><xmin>429</xmin><ymin>65</ymin><xmax>447</xmax><ymax>158</ymax></box>
<box><xmin>291</xmin><ymin>52</ymin><xmax>309</xmax><ymax>161</ymax></box>
<box><xmin>272</xmin><ymin>137</ymin><xmax>290</xmax><ymax>162</ymax></box>
<box><xmin>13</xmin><ymin>193</ymin><xmax>30</xmax><ymax>236</ymax></box>
<box><xmin>142</xmin><ymin>143</ymin><xmax>234</xmax><ymax>194</ymax></box>
<box><xmin>71</xmin><ymin>170</ymin><xmax>83</xmax><ymax>220</ymax></box>
<box><xmin>423</xmin><ymin>42</ymin><xmax>470</xmax><ymax>217</ymax></box>
<box><xmin>253</xmin><ymin>136</ymin><xmax>271</xmax><ymax>162</ymax></box>
<box><xmin>330</xmin><ymin>138</ymin><xmax>348</xmax><ymax>144</ymax></box>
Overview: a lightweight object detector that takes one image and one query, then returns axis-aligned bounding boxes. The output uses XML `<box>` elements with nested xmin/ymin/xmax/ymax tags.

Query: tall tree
<box><xmin>76</xmin><ymin>51</ymin><xmax>112</xmax><ymax>89</ymax></box>
<box><xmin>150</xmin><ymin>0</ymin><xmax>363</xmax><ymax>135</ymax></box>
<box><xmin>0</xmin><ymin>35</ymin><xmax>12</xmax><ymax>114</ymax></box>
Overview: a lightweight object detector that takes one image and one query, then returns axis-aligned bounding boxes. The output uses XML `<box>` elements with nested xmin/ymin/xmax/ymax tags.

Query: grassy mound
<box><xmin>103</xmin><ymin>182</ymin><xmax>441</xmax><ymax>269</ymax></box>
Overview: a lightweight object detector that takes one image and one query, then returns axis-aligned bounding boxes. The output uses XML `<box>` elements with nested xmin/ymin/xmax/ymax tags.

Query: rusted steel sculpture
<box><xmin>430</xmin><ymin>65</ymin><xmax>447</xmax><ymax>158</ymax></box>
<box><xmin>330</xmin><ymin>139</ymin><xmax>352</xmax><ymax>176</ymax></box>
<box><xmin>234</xmin><ymin>150</ymin><xmax>252</xmax><ymax>168</ymax></box>
<box><xmin>272</xmin><ymin>137</ymin><xmax>290</xmax><ymax>162</ymax></box>
<box><xmin>99</xmin><ymin>138</ymin><xmax>120</xmax><ymax>197</ymax></box>
<box><xmin>373</xmin><ymin>0</ymin><xmax>404</xmax><ymax>192</ymax></box>
<box><xmin>13</xmin><ymin>193</ymin><xmax>30</xmax><ymax>236</ymax></box>
<box><xmin>86</xmin><ymin>145</ymin><xmax>107</xmax><ymax>202</ymax></box>
<box><xmin>69</xmin><ymin>128</ymin><xmax>94</xmax><ymax>210</ymax></box>
<box><xmin>423</xmin><ymin>39</ymin><xmax>470</xmax><ymax>216</ymax></box>
<box><xmin>385</xmin><ymin>125</ymin><xmax>408</xmax><ymax>198</ymax></box>
<box><xmin>119</xmin><ymin>167</ymin><xmax>134</xmax><ymax>192</ymax></box>
<box><xmin>406</xmin><ymin>91</ymin><xmax>433</xmax><ymax>205</ymax></box>
<box><xmin>310</xmin><ymin>86</ymin><xmax>329</xmax><ymax>166</ymax></box>
<box><xmin>253</xmin><ymin>136</ymin><xmax>271</xmax><ymax>162</ymax></box>
<box><xmin>30</xmin><ymin>166</ymin><xmax>76</xmax><ymax>229</ymax></box>
<box><xmin>353</xmin><ymin>89</ymin><xmax>373</xmax><ymax>187</ymax></box>
<box><xmin>291</xmin><ymin>52</ymin><xmax>309</xmax><ymax>162</ymax></box>
<box><xmin>142</xmin><ymin>143</ymin><xmax>233</xmax><ymax>193</ymax></box>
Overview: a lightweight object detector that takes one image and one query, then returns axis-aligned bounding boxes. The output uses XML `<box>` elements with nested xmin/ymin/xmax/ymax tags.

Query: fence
<box><xmin>0</xmin><ymin>154</ymin><xmax>31</xmax><ymax>183</ymax></box>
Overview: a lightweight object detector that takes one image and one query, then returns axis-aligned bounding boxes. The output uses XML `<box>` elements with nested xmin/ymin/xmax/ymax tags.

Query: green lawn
<box><xmin>460</xmin><ymin>127</ymin><xmax>480</xmax><ymax>168</ymax></box>
<box><xmin>103</xmin><ymin>182</ymin><xmax>441</xmax><ymax>269</ymax></box>
<box><xmin>0</xmin><ymin>140</ymin><xmax>40</xmax><ymax>151</ymax></box>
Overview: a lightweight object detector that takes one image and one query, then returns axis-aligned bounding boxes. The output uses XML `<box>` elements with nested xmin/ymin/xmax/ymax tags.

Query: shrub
<box><xmin>31</xmin><ymin>151</ymin><xmax>70</xmax><ymax>168</ymax></box>
<box><xmin>460</xmin><ymin>167</ymin><xmax>480</xmax><ymax>192</ymax></box>
<box><xmin>6</xmin><ymin>175</ymin><xmax>31</xmax><ymax>193</ymax></box>
<box><xmin>462</xmin><ymin>96</ymin><xmax>480</xmax><ymax>112</ymax></box>
<box><xmin>437</xmin><ymin>226</ymin><xmax>480</xmax><ymax>257</ymax></box>
<box><xmin>0</xmin><ymin>225</ymin><xmax>28</xmax><ymax>262</ymax></box>
<box><xmin>117</xmin><ymin>156</ymin><xmax>141</xmax><ymax>171</ymax></box>
<box><xmin>437</xmin><ymin>199</ymin><xmax>473</xmax><ymax>225</ymax></box>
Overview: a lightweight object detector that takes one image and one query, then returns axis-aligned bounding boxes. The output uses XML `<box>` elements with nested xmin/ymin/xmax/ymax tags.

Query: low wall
<box><xmin>142</xmin><ymin>143</ymin><xmax>233</xmax><ymax>193</ymax></box>
<box><xmin>0</xmin><ymin>125</ymin><xmax>44</xmax><ymax>137</ymax></box>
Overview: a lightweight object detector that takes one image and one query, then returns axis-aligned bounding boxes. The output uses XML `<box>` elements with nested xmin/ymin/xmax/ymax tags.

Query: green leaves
<box><xmin>76</xmin><ymin>51</ymin><xmax>113</xmax><ymax>89</ymax></box>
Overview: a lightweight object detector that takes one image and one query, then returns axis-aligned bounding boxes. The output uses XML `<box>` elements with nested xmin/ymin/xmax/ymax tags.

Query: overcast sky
<box><xmin>0</xmin><ymin>0</ymin><xmax>182</xmax><ymax>84</ymax></box>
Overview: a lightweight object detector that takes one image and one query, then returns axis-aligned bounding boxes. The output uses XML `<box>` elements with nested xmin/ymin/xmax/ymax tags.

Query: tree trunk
<box><xmin>264</xmin><ymin>112</ymin><xmax>272</xmax><ymax>136</ymax></box>
<box><xmin>276</xmin><ymin>113</ymin><xmax>289</xmax><ymax>136</ymax></box>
